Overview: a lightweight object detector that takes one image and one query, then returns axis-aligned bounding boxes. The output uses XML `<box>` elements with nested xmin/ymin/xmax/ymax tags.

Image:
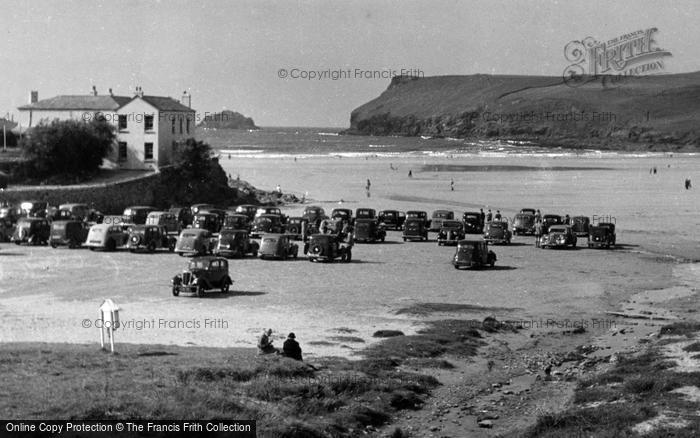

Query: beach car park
<box><xmin>122</xmin><ymin>206</ymin><xmax>156</xmax><ymax>225</ymax></box>
<box><xmin>85</xmin><ymin>223</ymin><xmax>128</xmax><ymax>251</ymax></box>
<box><xmin>452</xmin><ymin>239</ymin><xmax>497</xmax><ymax>269</ymax></box>
<box><xmin>171</xmin><ymin>256</ymin><xmax>233</xmax><ymax>297</ymax></box>
<box><xmin>378</xmin><ymin>210</ymin><xmax>406</xmax><ymax>230</ymax></box>
<box><xmin>145</xmin><ymin>211</ymin><xmax>180</xmax><ymax>234</ymax></box>
<box><xmin>258</xmin><ymin>234</ymin><xmax>299</xmax><ymax>260</ymax></box>
<box><xmin>306</xmin><ymin>234</ymin><xmax>352</xmax><ymax>262</ymax></box>
<box><xmin>462</xmin><ymin>211</ymin><xmax>484</xmax><ymax>234</ymax></box>
<box><xmin>353</xmin><ymin>218</ymin><xmax>386</xmax><ymax>243</ymax></box>
<box><xmin>429</xmin><ymin>210</ymin><xmax>454</xmax><ymax>232</ymax></box>
<box><xmin>513</xmin><ymin>213</ymin><xmax>536</xmax><ymax>235</ymax></box>
<box><xmin>540</xmin><ymin>225</ymin><xmax>577</xmax><ymax>249</ymax></box>
<box><xmin>214</xmin><ymin>229</ymin><xmax>259</xmax><ymax>258</ymax></box>
<box><xmin>437</xmin><ymin>220</ymin><xmax>466</xmax><ymax>246</ymax></box>
<box><xmin>483</xmin><ymin>220</ymin><xmax>512</xmax><ymax>245</ymax></box>
<box><xmin>588</xmin><ymin>223</ymin><xmax>616</xmax><ymax>248</ymax></box>
<box><xmin>12</xmin><ymin>217</ymin><xmax>51</xmax><ymax>245</ymax></box>
<box><xmin>403</xmin><ymin>217</ymin><xmax>429</xmax><ymax>241</ymax></box>
<box><xmin>250</xmin><ymin>214</ymin><xmax>285</xmax><ymax>238</ymax></box>
<box><xmin>126</xmin><ymin>225</ymin><xmax>176</xmax><ymax>253</ymax></box>
<box><xmin>49</xmin><ymin>220</ymin><xmax>89</xmax><ymax>248</ymax></box>
<box><xmin>174</xmin><ymin>228</ymin><xmax>215</xmax><ymax>256</ymax></box>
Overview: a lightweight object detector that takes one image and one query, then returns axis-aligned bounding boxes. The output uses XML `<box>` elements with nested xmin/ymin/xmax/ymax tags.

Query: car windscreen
<box><xmin>433</xmin><ymin>212</ymin><xmax>451</xmax><ymax>219</ymax></box>
<box><xmin>442</xmin><ymin>221</ymin><xmax>462</xmax><ymax>228</ymax></box>
<box><xmin>188</xmin><ymin>260</ymin><xmax>209</xmax><ymax>269</ymax></box>
<box><xmin>549</xmin><ymin>227</ymin><xmax>567</xmax><ymax>233</ymax></box>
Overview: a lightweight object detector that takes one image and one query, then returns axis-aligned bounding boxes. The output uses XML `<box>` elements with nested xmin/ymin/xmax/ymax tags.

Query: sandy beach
<box><xmin>0</xmin><ymin>153</ymin><xmax>698</xmax><ymax>362</ymax></box>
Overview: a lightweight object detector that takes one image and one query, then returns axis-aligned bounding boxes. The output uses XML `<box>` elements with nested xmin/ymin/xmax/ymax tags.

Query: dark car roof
<box><xmin>355</xmin><ymin>218</ymin><xmax>377</xmax><ymax>223</ymax></box>
<box><xmin>543</xmin><ymin>214</ymin><xmax>562</xmax><ymax>218</ymax></box>
<box><xmin>125</xmin><ymin>206</ymin><xmax>155</xmax><ymax>210</ymax></box>
<box><xmin>457</xmin><ymin>239</ymin><xmax>486</xmax><ymax>246</ymax></box>
<box><xmin>549</xmin><ymin>225</ymin><xmax>570</xmax><ymax>232</ymax></box>
<box><xmin>190</xmin><ymin>256</ymin><xmax>226</xmax><ymax>262</ymax></box>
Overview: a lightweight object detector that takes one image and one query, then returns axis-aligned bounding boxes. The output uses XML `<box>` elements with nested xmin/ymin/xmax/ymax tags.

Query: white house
<box><xmin>17</xmin><ymin>87</ymin><xmax>195</xmax><ymax>170</ymax></box>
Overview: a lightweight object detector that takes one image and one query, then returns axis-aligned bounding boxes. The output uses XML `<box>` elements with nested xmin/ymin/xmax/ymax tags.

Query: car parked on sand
<box><xmin>18</xmin><ymin>200</ymin><xmax>49</xmax><ymax>218</ymax></box>
<box><xmin>192</xmin><ymin>212</ymin><xmax>221</xmax><ymax>234</ymax></box>
<box><xmin>571</xmin><ymin>216</ymin><xmax>591</xmax><ymax>237</ymax></box>
<box><xmin>214</xmin><ymin>229</ymin><xmax>259</xmax><ymax>258</ymax></box>
<box><xmin>258</xmin><ymin>234</ymin><xmax>299</xmax><ymax>260</ymax></box>
<box><xmin>234</xmin><ymin>204</ymin><xmax>258</xmax><ymax>221</ymax></box>
<box><xmin>483</xmin><ymin>220</ymin><xmax>512</xmax><ymax>245</ymax></box>
<box><xmin>331</xmin><ymin>208</ymin><xmax>353</xmax><ymax>223</ymax></box>
<box><xmin>250</xmin><ymin>214</ymin><xmax>285</xmax><ymax>238</ymax></box>
<box><xmin>85</xmin><ymin>223</ymin><xmax>128</xmax><ymax>251</ymax></box>
<box><xmin>355</xmin><ymin>208</ymin><xmax>377</xmax><ymax>220</ymax></box>
<box><xmin>306</xmin><ymin>234</ymin><xmax>352</xmax><ymax>262</ymax></box>
<box><xmin>171</xmin><ymin>256</ymin><xmax>233</xmax><ymax>297</ymax></box>
<box><xmin>122</xmin><ymin>206</ymin><xmax>156</xmax><ymax>225</ymax></box>
<box><xmin>284</xmin><ymin>216</ymin><xmax>312</xmax><ymax>239</ymax></box>
<box><xmin>169</xmin><ymin>206</ymin><xmax>193</xmax><ymax>228</ymax></box>
<box><xmin>302</xmin><ymin>206</ymin><xmax>327</xmax><ymax>224</ymax></box>
<box><xmin>542</xmin><ymin>214</ymin><xmax>563</xmax><ymax>234</ymax></box>
<box><xmin>353</xmin><ymin>218</ymin><xmax>386</xmax><ymax>243</ymax></box>
<box><xmin>520</xmin><ymin>208</ymin><xmax>537</xmax><ymax>215</ymax></box>
<box><xmin>540</xmin><ymin>225</ymin><xmax>577</xmax><ymax>249</ymax></box>
<box><xmin>406</xmin><ymin>210</ymin><xmax>429</xmax><ymax>224</ymax></box>
<box><xmin>191</xmin><ymin>203</ymin><xmax>215</xmax><ymax>216</ymax></box>
<box><xmin>403</xmin><ymin>217</ymin><xmax>429</xmax><ymax>241</ymax></box>
<box><xmin>513</xmin><ymin>213</ymin><xmax>536</xmax><ymax>235</ymax></box>
<box><xmin>588</xmin><ymin>223</ymin><xmax>616</xmax><ymax>248</ymax></box>
<box><xmin>429</xmin><ymin>210</ymin><xmax>454</xmax><ymax>232</ymax></box>
<box><xmin>126</xmin><ymin>225</ymin><xmax>176</xmax><ymax>253</ymax></box>
<box><xmin>222</xmin><ymin>213</ymin><xmax>250</xmax><ymax>232</ymax></box>
<box><xmin>378</xmin><ymin>210</ymin><xmax>406</xmax><ymax>231</ymax></box>
<box><xmin>174</xmin><ymin>228</ymin><xmax>215</xmax><ymax>256</ymax></box>
<box><xmin>56</xmin><ymin>203</ymin><xmax>91</xmax><ymax>222</ymax></box>
<box><xmin>437</xmin><ymin>220</ymin><xmax>466</xmax><ymax>246</ymax></box>
<box><xmin>12</xmin><ymin>217</ymin><xmax>50</xmax><ymax>245</ymax></box>
<box><xmin>255</xmin><ymin>207</ymin><xmax>286</xmax><ymax>223</ymax></box>
<box><xmin>462</xmin><ymin>211</ymin><xmax>483</xmax><ymax>234</ymax></box>
<box><xmin>452</xmin><ymin>240</ymin><xmax>497</xmax><ymax>269</ymax></box>
<box><xmin>146</xmin><ymin>211</ymin><xmax>180</xmax><ymax>234</ymax></box>
<box><xmin>49</xmin><ymin>220</ymin><xmax>89</xmax><ymax>248</ymax></box>
<box><xmin>0</xmin><ymin>204</ymin><xmax>19</xmax><ymax>225</ymax></box>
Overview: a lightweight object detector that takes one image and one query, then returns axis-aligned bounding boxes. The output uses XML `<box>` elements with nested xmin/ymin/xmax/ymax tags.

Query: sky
<box><xmin>1</xmin><ymin>0</ymin><xmax>699</xmax><ymax>127</ymax></box>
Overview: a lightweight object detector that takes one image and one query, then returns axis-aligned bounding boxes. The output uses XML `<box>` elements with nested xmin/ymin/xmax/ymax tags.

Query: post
<box><xmin>100</xmin><ymin>310</ymin><xmax>105</xmax><ymax>349</ymax></box>
<box><xmin>109</xmin><ymin>310</ymin><xmax>115</xmax><ymax>353</ymax></box>
<box><xmin>301</xmin><ymin>220</ymin><xmax>307</xmax><ymax>241</ymax></box>
<box><xmin>3</xmin><ymin>124</ymin><xmax>6</xmax><ymax>152</ymax></box>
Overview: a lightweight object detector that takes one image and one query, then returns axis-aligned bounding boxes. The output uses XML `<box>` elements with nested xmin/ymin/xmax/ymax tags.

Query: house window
<box><xmin>171</xmin><ymin>118</ymin><xmax>175</xmax><ymax>134</ymax></box>
<box><xmin>186</xmin><ymin>117</ymin><xmax>190</xmax><ymax>134</ymax></box>
<box><xmin>118</xmin><ymin>115</ymin><xmax>127</xmax><ymax>130</ymax></box>
<box><xmin>144</xmin><ymin>115</ymin><xmax>154</xmax><ymax>131</ymax></box>
<box><xmin>179</xmin><ymin>117</ymin><xmax>183</xmax><ymax>134</ymax></box>
<box><xmin>118</xmin><ymin>142</ymin><xmax>127</xmax><ymax>161</ymax></box>
<box><xmin>144</xmin><ymin>142</ymin><xmax>154</xmax><ymax>160</ymax></box>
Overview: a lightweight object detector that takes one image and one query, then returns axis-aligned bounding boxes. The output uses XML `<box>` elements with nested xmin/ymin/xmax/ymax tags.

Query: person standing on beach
<box><xmin>685</xmin><ymin>178</ymin><xmax>692</xmax><ymax>190</ymax></box>
<box><xmin>534</xmin><ymin>219</ymin><xmax>543</xmax><ymax>248</ymax></box>
<box><xmin>450</xmin><ymin>179</ymin><xmax>454</xmax><ymax>191</ymax></box>
<box><xmin>480</xmin><ymin>209</ymin><xmax>485</xmax><ymax>227</ymax></box>
<box><xmin>495</xmin><ymin>210</ymin><xmax>502</xmax><ymax>221</ymax></box>
<box><xmin>366</xmin><ymin>179</ymin><xmax>371</xmax><ymax>198</ymax></box>
<box><xmin>486</xmin><ymin>209</ymin><xmax>493</xmax><ymax>222</ymax></box>
<box><xmin>408</xmin><ymin>170</ymin><xmax>412</xmax><ymax>178</ymax></box>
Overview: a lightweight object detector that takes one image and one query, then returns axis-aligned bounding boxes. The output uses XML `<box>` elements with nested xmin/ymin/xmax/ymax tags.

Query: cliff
<box><xmin>199</xmin><ymin>110</ymin><xmax>259</xmax><ymax>130</ymax></box>
<box><xmin>345</xmin><ymin>73</ymin><xmax>700</xmax><ymax>150</ymax></box>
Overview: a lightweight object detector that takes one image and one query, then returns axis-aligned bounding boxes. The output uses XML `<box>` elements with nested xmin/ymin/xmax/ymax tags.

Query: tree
<box><xmin>172</xmin><ymin>138</ymin><xmax>213</xmax><ymax>180</ymax></box>
<box><xmin>20</xmin><ymin>118</ymin><xmax>115</xmax><ymax>180</ymax></box>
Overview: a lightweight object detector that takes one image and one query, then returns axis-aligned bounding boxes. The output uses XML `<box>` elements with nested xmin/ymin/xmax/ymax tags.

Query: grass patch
<box><xmin>373</xmin><ymin>330</ymin><xmax>405</xmax><ymax>338</ymax></box>
<box><xmin>659</xmin><ymin>321</ymin><xmax>700</xmax><ymax>337</ymax></box>
<box><xmin>395</xmin><ymin>302</ymin><xmax>514</xmax><ymax>316</ymax></box>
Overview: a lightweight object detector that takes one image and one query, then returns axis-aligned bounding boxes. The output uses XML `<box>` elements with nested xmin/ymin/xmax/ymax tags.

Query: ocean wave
<box><xmin>317</xmin><ymin>132</ymin><xmax>340</xmax><ymax>136</ymax></box>
<box><xmin>220</xmin><ymin>149</ymin><xmax>266</xmax><ymax>154</ymax></box>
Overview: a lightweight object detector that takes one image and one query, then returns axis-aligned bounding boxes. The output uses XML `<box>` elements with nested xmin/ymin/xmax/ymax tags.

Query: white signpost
<box><xmin>99</xmin><ymin>299</ymin><xmax>120</xmax><ymax>353</ymax></box>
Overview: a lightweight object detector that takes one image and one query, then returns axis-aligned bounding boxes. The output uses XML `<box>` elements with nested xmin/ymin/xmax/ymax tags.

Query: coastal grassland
<box><xmin>0</xmin><ymin>319</ymin><xmax>496</xmax><ymax>437</ymax></box>
<box><xmin>521</xmin><ymin>321</ymin><xmax>700</xmax><ymax>437</ymax></box>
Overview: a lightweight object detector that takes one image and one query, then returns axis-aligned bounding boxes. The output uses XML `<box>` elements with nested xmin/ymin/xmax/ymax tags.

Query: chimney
<box><xmin>29</xmin><ymin>90</ymin><xmax>38</xmax><ymax>104</ymax></box>
<box><xmin>181</xmin><ymin>91</ymin><xmax>191</xmax><ymax>108</ymax></box>
<box><xmin>134</xmin><ymin>86</ymin><xmax>144</xmax><ymax>98</ymax></box>
<box><xmin>109</xmin><ymin>88</ymin><xmax>113</xmax><ymax>96</ymax></box>
<box><xmin>92</xmin><ymin>85</ymin><xmax>98</xmax><ymax>96</ymax></box>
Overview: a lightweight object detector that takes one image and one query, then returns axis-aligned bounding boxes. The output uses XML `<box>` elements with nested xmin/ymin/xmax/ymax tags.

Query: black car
<box><xmin>378</xmin><ymin>210</ymin><xmax>406</xmax><ymax>231</ymax></box>
<box><xmin>250</xmin><ymin>214</ymin><xmax>284</xmax><ymax>238</ymax></box>
<box><xmin>330</xmin><ymin>208</ymin><xmax>353</xmax><ymax>223</ymax></box>
<box><xmin>588</xmin><ymin>223</ymin><xmax>616</xmax><ymax>248</ymax></box>
<box><xmin>172</xmin><ymin>256</ymin><xmax>233</xmax><ymax>297</ymax></box>
<box><xmin>126</xmin><ymin>225</ymin><xmax>176</xmax><ymax>252</ymax></box>
<box><xmin>215</xmin><ymin>229</ymin><xmax>259</xmax><ymax>258</ymax></box>
<box><xmin>403</xmin><ymin>218</ymin><xmax>429</xmax><ymax>241</ymax></box>
<box><xmin>49</xmin><ymin>220</ymin><xmax>89</xmax><ymax>249</ymax></box>
<box><xmin>571</xmin><ymin>216</ymin><xmax>591</xmax><ymax>237</ymax></box>
<box><xmin>437</xmin><ymin>220</ymin><xmax>465</xmax><ymax>246</ymax></box>
<box><xmin>452</xmin><ymin>240</ymin><xmax>497</xmax><ymax>269</ymax></box>
<box><xmin>12</xmin><ymin>217</ymin><xmax>50</xmax><ymax>245</ymax></box>
<box><xmin>353</xmin><ymin>218</ymin><xmax>386</xmax><ymax>243</ymax></box>
<box><xmin>462</xmin><ymin>211</ymin><xmax>483</xmax><ymax>234</ymax></box>
<box><xmin>306</xmin><ymin>234</ymin><xmax>352</xmax><ymax>262</ymax></box>
<box><xmin>355</xmin><ymin>208</ymin><xmax>377</xmax><ymax>220</ymax></box>
<box><xmin>542</xmin><ymin>214</ymin><xmax>563</xmax><ymax>234</ymax></box>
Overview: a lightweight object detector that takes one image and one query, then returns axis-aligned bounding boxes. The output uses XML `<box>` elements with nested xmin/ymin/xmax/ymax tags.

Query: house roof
<box><xmin>137</xmin><ymin>95</ymin><xmax>194</xmax><ymax>112</ymax></box>
<box><xmin>18</xmin><ymin>95</ymin><xmax>132</xmax><ymax>111</ymax></box>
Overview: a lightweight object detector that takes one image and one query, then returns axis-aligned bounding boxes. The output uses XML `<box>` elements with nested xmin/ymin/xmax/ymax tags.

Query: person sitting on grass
<box><xmin>282</xmin><ymin>332</ymin><xmax>303</xmax><ymax>361</ymax></box>
<box><xmin>257</xmin><ymin>328</ymin><xmax>277</xmax><ymax>354</ymax></box>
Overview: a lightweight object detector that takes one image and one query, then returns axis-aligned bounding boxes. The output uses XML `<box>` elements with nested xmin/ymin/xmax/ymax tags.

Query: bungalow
<box><xmin>17</xmin><ymin>87</ymin><xmax>195</xmax><ymax>170</ymax></box>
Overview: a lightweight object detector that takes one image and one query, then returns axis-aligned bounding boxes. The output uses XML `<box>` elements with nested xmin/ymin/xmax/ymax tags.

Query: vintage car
<box><xmin>302</xmin><ymin>206</ymin><xmax>327</xmax><ymax>224</ymax></box>
<box><xmin>588</xmin><ymin>223</ymin><xmax>616</xmax><ymax>248</ymax></box>
<box><xmin>56</xmin><ymin>203</ymin><xmax>91</xmax><ymax>221</ymax></box>
<box><xmin>146</xmin><ymin>211</ymin><xmax>180</xmax><ymax>234</ymax></box>
<box><xmin>122</xmin><ymin>206</ymin><xmax>156</xmax><ymax>225</ymax></box>
<box><xmin>222</xmin><ymin>213</ymin><xmax>250</xmax><ymax>232</ymax></box>
<box><xmin>126</xmin><ymin>225</ymin><xmax>176</xmax><ymax>252</ymax></box>
<box><xmin>171</xmin><ymin>256</ymin><xmax>233</xmax><ymax>296</ymax></box>
<box><xmin>255</xmin><ymin>207</ymin><xmax>286</xmax><ymax>223</ymax></box>
<box><xmin>306</xmin><ymin>234</ymin><xmax>352</xmax><ymax>262</ymax></box>
<box><xmin>353</xmin><ymin>218</ymin><xmax>386</xmax><ymax>243</ymax></box>
<box><xmin>406</xmin><ymin>210</ymin><xmax>429</xmax><ymax>223</ymax></box>
<box><xmin>437</xmin><ymin>220</ymin><xmax>466</xmax><ymax>246</ymax></box>
<box><xmin>191</xmin><ymin>203</ymin><xmax>215</xmax><ymax>216</ymax></box>
<box><xmin>174</xmin><ymin>228</ymin><xmax>215</xmax><ymax>256</ymax></box>
<box><xmin>355</xmin><ymin>208</ymin><xmax>377</xmax><ymax>220</ymax></box>
<box><xmin>483</xmin><ymin>220</ymin><xmax>512</xmax><ymax>244</ymax></box>
<box><xmin>520</xmin><ymin>208</ymin><xmax>537</xmax><ymax>215</ymax></box>
<box><xmin>452</xmin><ymin>239</ymin><xmax>497</xmax><ymax>269</ymax></box>
<box><xmin>234</xmin><ymin>204</ymin><xmax>258</xmax><ymax>221</ymax></box>
<box><xmin>250</xmin><ymin>214</ymin><xmax>285</xmax><ymax>238</ymax></box>
<box><xmin>284</xmin><ymin>216</ymin><xmax>314</xmax><ymax>239</ymax></box>
<box><xmin>403</xmin><ymin>217</ymin><xmax>429</xmax><ymax>241</ymax></box>
<box><xmin>258</xmin><ymin>233</ymin><xmax>299</xmax><ymax>260</ymax></box>
<box><xmin>513</xmin><ymin>213</ymin><xmax>536</xmax><ymax>235</ymax></box>
<box><xmin>429</xmin><ymin>210</ymin><xmax>454</xmax><ymax>232</ymax></box>
<box><xmin>169</xmin><ymin>206</ymin><xmax>193</xmax><ymax>228</ymax></box>
<box><xmin>214</xmin><ymin>229</ymin><xmax>259</xmax><ymax>258</ymax></box>
<box><xmin>378</xmin><ymin>210</ymin><xmax>406</xmax><ymax>230</ymax></box>
<box><xmin>12</xmin><ymin>217</ymin><xmax>50</xmax><ymax>245</ymax></box>
<box><xmin>542</xmin><ymin>214</ymin><xmax>563</xmax><ymax>234</ymax></box>
<box><xmin>540</xmin><ymin>225</ymin><xmax>577</xmax><ymax>249</ymax></box>
<box><xmin>571</xmin><ymin>216</ymin><xmax>591</xmax><ymax>237</ymax></box>
<box><xmin>331</xmin><ymin>208</ymin><xmax>353</xmax><ymax>223</ymax></box>
<box><xmin>18</xmin><ymin>200</ymin><xmax>49</xmax><ymax>218</ymax></box>
<box><xmin>462</xmin><ymin>211</ymin><xmax>483</xmax><ymax>234</ymax></box>
<box><xmin>49</xmin><ymin>220</ymin><xmax>89</xmax><ymax>248</ymax></box>
<box><xmin>200</xmin><ymin>208</ymin><xmax>227</xmax><ymax>228</ymax></box>
<box><xmin>192</xmin><ymin>212</ymin><xmax>221</xmax><ymax>234</ymax></box>
<box><xmin>85</xmin><ymin>223</ymin><xmax>128</xmax><ymax>251</ymax></box>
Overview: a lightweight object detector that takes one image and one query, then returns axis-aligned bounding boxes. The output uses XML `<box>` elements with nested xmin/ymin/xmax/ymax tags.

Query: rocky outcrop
<box><xmin>345</xmin><ymin>73</ymin><xmax>700</xmax><ymax>150</ymax></box>
<box><xmin>198</xmin><ymin>110</ymin><xmax>259</xmax><ymax>130</ymax></box>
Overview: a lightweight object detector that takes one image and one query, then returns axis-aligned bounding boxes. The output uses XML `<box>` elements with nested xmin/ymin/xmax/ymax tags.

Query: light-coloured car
<box><xmin>85</xmin><ymin>223</ymin><xmax>127</xmax><ymax>251</ymax></box>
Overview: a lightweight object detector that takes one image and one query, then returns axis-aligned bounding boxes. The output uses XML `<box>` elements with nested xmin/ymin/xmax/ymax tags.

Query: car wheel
<box><xmin>196</xmin><ymin>284</ymin><xmax>204</xmax><ymax>297</ymax></box>
<box><xmin>168</xmin><ymin>242</ymin><xmax>175</xmax><ymax>252</ymax></box>
<box><xmin>221</xmin><ymin>280</ymin><xmax>230</xmax><ymax>294</ymax></box>
<box><xmin>50</xmin><ymin>242</ymin><xmax>57</xmax><ymax>249</ymax></box>
<box><xmin>345</xmin><ymin>248</ymin><xmax>352</xmax><ymax>262</ymax></box>
<box><xmin>178</xmin><ymin>252</ymin><xmax>185</xmax><ymax>257</ymax></box>
<box><xmin>490</xmin><ymin>260</ymin><xmax>495</xmax><ymax>268</ymax></box>
<box><xmin>381</xmin><ymin>236</ymin><xmax>385</xmax><ymax>243</ymax></box>
<box><xmin>106</xmin><ymin>239</ymin><xmax>116</xmax><ymax>252</ymax></box>
<box><xmin>172</xmin><ymin>286</ymin><xmax>179</xmax><ymax>297</ymax></box>
<box><xmin>147</xmin><ymin>242</ymin><xmax>156</xmax><ymax>253</ymax></box>
<box><xmin>454</xmin><ymin>264</ymin><xmax>460</xmax><ymax>270</ymax></box>
<box><xmin>293</xmin><ymin>248</ymin><xmax>298</xmax><ymax>259</ymax></box>
<box><xmin>572</xmin><ymin>240</ymin><xmax>577</xmax><ymax>248</ymax></box>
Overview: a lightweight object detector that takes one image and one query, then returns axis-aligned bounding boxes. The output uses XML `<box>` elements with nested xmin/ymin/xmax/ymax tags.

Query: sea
<box><xmin>198</xmin><ymin>127</ymin><xmax>684</xmax><ymax>159</ymax></box>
